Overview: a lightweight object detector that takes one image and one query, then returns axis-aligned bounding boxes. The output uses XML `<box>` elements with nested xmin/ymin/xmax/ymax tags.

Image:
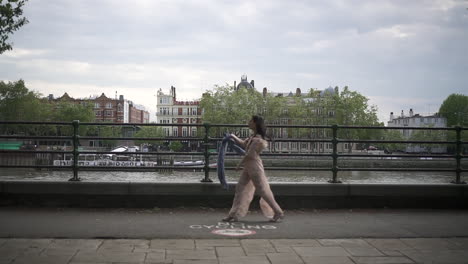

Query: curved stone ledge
<box><xmin>1</xmin><ymin>180</ymin><xmax>467</xmax><ymax>208</ymax></box>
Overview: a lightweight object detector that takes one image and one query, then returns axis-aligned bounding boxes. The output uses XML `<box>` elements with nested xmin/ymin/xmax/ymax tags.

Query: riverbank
<box><xmin>1</xmin><ymin>181</ymin><xmax>467</xmax><ymax>209</ymax></box>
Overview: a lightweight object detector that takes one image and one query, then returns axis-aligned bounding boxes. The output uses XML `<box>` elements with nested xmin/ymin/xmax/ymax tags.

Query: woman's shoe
<box><xmin>222</xmin><ymin>216</ymin><xmax>238</xmax><ymax>222</ymax></box>
<box><xmin>269</xmin><ymin>213</ymin><xmax>285</xmax><ymax>223</ymax></box>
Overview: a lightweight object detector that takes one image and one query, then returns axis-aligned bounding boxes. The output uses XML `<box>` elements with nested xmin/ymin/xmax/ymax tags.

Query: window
<box><xmin>105</xmin><ymin>110</ymin><xmax>113</xmax><ymax>117</ymax></box>
<box><xmin>173</xmin><ymin>127</ymin><xmax>178</xmax><ymax>137</ymax></box>
<box><xmin>106</xmin><ymin>102</ymin><xmax>113</xmax><ymax>108</ymax></box>
<box><xmin>163</xmin><ymin>128</ymin><xmax>170</xmax><ymax>136</ymax></box>
<box><xmin>95</xmin><ymin>102</ymin><xmax>101</xmax><ymax>108</ymax></box>
<box><xmin>117</xmin><ymin>104</ymin><xmax>123</xmax><ymax>112</ymax></box>
<box><xmin>95</xmin><ymin>110</ymin><xmax>101</xmax><ymax>116</ymax></box>
<box><xmin>183</xmin><ymin>108</ymin><xmax>187</xmax><ymax>115</ymax></box>
<box><xmin>191</xmin><ymin>128</ymin><xmax>197</xmax><ymax>137</ymax></box>
<box><xmin>192</xmin><ymin>108</ymin><xmax>197</xmax><ymax>115</ymax></box>
<box><xmin>182</xmin><ymin>127</ymin><xmax>188</xmax><ymax>137</ymax></box>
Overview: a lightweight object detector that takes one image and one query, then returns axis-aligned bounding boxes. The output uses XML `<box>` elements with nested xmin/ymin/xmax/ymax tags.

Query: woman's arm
<box><xmin>230</xmin><ymin>134</ymin><xmax>246</xmax><ymax>148</ymax></box>
<box><xmin>236</xmin><ymin>138</ymin><xmax>259</xmax><ymax>170</ymax></box>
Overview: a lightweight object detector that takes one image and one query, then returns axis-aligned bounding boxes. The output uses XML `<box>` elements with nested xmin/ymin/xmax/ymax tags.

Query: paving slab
<box><xmin>71</xmin><ymin>251</ymin><xmax>146</xmax><ymax>263</ymax></box>
<box><xmin>267</xmin><ymin>252</ymin><xmax>304</xmax><ymax>264</ymax></box>
<box><xmin>294</xmin><ymin>246</ymin><xmax>350</xmax><ymax>257</ymax></box>
<box><xmin>165</xmin><ymin>249</ymin><xmax>217</xmax><ymax>260</ymax></box>
<box><xmin>344</xmin><ymin>247</ymin><xmax>385</xmax><ymax>257</ymax></box>
<box><xmin>219</xmin><ymin>255</ymin><xmax>270</xmax><ymax>264</ymax></box>
<box><xmin>400</xmin><ymin>238</ymin><xmax>459</xmax><ymax>250</ymax></box>
<box><xmin>48</xmin><ymin>239</ymin><xmax>103</xmax><ymax>250</ymax></box>
<box><xmin>150</xmin><ymin>239</ymin><xmax>194</xmax><ymax>250</ymax></box>
<box><xmin>215</xmin><ymin>246</ymin><xmax>245</xmax><ymax>257</ymax></box>
<box><xmin>365</xmin><ymin>238</ymin><xmax>413</xmax><ymax>251</ymax></box>
<box><xmin>351</xmin><ymin>256</ymin><xmax>415</xmax><ymax>264</ymax></box>
<box><xmin>241</xmin><ymin>239</ymin><xmax>276</xmax><ymax>255</ymax></box>
<box><xmin>302</xmin><ymin>256</ymin><xmax>355</xmax><ymax>264</ymax></box>
<box><xmin>399</xmin><ymin>249</ymin><xmax>468</xmax><ymax>264</ymax></box>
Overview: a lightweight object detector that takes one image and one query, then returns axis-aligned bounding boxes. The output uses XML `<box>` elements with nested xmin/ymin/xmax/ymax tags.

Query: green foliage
<box><xmin>98</xmin><ymin>126</ymin><xmax>122</xmax><ymax>148</ymax></box>
<box><xmin>378</xmin><ymin>129</ymin><xmax>405</xmax><ymax>152</ymax></box>
<box><xmin>0</xmin><ymin>80</ymin><xmax>50</xmax><ymax>121</ymax></box>
<box><xmin>200</xmin><ymin>84</ymin><xmax>381</xmax><ymax>147</ymax></box>
<box><xmin>409</xmin><ymin>126</ymin><xmax>447</xmax><ymax>153</ymax></box>
<box><xmin>0</xmin><ymin>0</ymin><xmax>29</xmax><ymax>54</ymax></box>
<box><xmin>438</xmin><ymin>94</ymin><xmax>468</xmax><ymax>127</ymax></box>
<box><xmin>200</xmin><ymin>84</ymin><xmax>288</xmax><ymax>136</ymax></box>
<box><xmin>169</xmin><ymin>141</ymin><xmax>183</xmax><ymax>152</ymax></box>
<box><xmin>134</xmin><ymin>126</ymin><xmax>164</xmax><ymax>146</ymax></box>
<box><xmin>52</xmin><ymin>102</ymin><xmax>95</xmax><ymax>122</ymax></box>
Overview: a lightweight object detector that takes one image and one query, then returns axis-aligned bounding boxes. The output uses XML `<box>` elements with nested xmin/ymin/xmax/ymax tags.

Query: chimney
<box><xmin>119</xmin><ymin>95</ymin><xmax>124</xmax><ymax>101</ymax></box>
<box><xmin>390</xmin><ymin>112</ymin><xmax>394</xmax><ymax>121</ymax></box>
<box><xmin>296</xmin><ymin>88</ymin><xmax>301</xmax><ymax>96</ymax></box>
<box><xmin>250</xmin><ymin>80</ymin><xmax>255</xmax><ymax>88</ymax></box>
<box><xmin>409</xmin><ymin>108</ymin><xmax>414</xmax><ymax>117</ymax></box>
<box><xmin>401</xmin><ymin>110</ymin><xmax>404</xmax><ymax>118</ymax></box>
<box><xmin>263</xmin><ymin>87</ymin><xmax>268</xmax><ymax>97</ymax></box>
<box><xmin>234</xmin><ymin>81</ymin><xmax>237</xmax><ymax>90</ymax></box>
<box><xmin>171</xmin><ymin>86</ymin><xmax>176</xmax><ymax>100</ymax></box>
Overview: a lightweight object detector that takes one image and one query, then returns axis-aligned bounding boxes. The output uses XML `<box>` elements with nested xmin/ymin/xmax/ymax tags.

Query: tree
<box><xmin>438</xmin><ymin>94</ymin><xmax>468</xmax><ymax>127</ymax></box>
<box><xmin>169</xmin><ymin>141</ymin><xmax>183</xmax><ymax>152</ymax></box>
<box><xmin>200</xmin><ymin>84</ymin><xmax>287</xmax><ymax>136</ymax></box>
<box><xmin>409</xmin><ymin>126</ymin><xmax>447</xmax><ymax>153</ymax></box>
<box><xmin>0</xmin><ymin>0</ymin><xmax>29</xmax><ymax>54</ymax></box>
<box><xmin>309</xmin><ymin>86</ymin><xmax>382</xmax><ymax>152</ymax></box>
<box><xmin>378</xmin><ymin>129</ymin><xmax>405</xmax><ymax>153</ymax></box>
<box><xmin>133</xmin><ymin>126</ymin><xmax>164</xmax><ymax>146</ymax></box>
<box><xmin>51</xmin><ymin>102</ymin><xmax>95</xmax><ymax>136</ymax></box>
<box><xmin>0</xmin><ymin>80</ymin><xmax>50</xmax><ymax>121</ymax></box>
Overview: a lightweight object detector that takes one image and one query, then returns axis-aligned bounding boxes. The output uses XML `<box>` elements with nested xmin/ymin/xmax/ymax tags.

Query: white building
<box><xmin>155</xmin><ymin>86</ymin><xmax>202</xmax><ymax>139</ymax></box>
<box><xmin>387</xmin><ymin>109</ymin><xmax>447</xmax><ymax>153</ymax></box>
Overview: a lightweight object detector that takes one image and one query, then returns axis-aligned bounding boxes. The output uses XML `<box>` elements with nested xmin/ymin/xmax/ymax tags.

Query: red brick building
<box><xmin>49</xmin><ymin>93</ymin><xmax>149</xmax><ymax>123</ymax></box>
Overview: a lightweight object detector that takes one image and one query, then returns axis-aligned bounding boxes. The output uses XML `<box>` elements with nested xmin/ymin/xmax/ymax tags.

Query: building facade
<box><xmin>155</xmin><ymin>86</ymin><xmax>202</xmax><ymax>150</ymax></box>
<box><xmin>49</xmin><ymin>93</ymin><xmax>149</xmax><ymax>124</ymax></box>
<box><xmin>387</xmin><ymin>109</ymin><xmax>447</xmax><ymax>153</ymax></box>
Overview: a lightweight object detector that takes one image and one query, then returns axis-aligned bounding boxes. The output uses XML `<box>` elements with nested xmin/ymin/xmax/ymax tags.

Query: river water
<box><xmin>0</xmin><ymin>168</ymin><xmax>464</xmax><ymax>184</ymax></box>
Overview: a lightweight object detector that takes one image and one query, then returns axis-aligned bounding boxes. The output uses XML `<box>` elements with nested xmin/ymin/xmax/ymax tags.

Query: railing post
<box><xmin>328</xmin><ymin>125</ymin><xmax>342</xmax><ymax>183</ymax></box>
<box><xmin>69</xmin><ymin>120</ymin><xmax>81</xmax><ymax>181</ymax></box>
<box><xmin>201</xmin><ymin>122</ymin><xmax>213</xmax><ymax>182</ymax></box>
<box><xmin>451</xmin><ymin>126</ymin><xmax>465</xmax><ymax>184</ymax></box>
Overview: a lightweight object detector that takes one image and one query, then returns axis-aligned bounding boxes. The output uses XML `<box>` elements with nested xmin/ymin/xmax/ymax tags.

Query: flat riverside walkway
<box><xmin>1</xmin><ymin>208</ymin><xmax>468</xmax><ymax>263</ymax></box>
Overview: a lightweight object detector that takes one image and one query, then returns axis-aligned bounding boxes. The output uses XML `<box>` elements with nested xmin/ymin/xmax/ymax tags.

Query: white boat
<box><xmin>53</xmin><ymin>154</ymin><xmax>158</xmax><ymax>167</ymax></box>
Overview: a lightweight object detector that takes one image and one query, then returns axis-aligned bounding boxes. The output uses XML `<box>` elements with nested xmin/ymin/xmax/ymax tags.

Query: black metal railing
<box><xmin>0</xmin><ymin>121</ymin><xmax>466</xmax><ymax>184</ymax></box>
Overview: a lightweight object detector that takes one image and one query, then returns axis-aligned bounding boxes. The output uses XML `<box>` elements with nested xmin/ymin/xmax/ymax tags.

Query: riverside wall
<box><xmin>1</xmin><ymin>181</ymin><xmax>467</xmax><ymax>209</ymax></box>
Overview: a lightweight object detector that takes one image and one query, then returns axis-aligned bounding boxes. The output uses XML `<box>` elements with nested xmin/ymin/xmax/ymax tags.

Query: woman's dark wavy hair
<box><xmin>252</xmin><ymin>115</ymin><xmax>267</xmax><ymax>139</ymax></box>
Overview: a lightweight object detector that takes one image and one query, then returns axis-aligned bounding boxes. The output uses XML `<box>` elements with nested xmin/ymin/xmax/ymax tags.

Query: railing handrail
<box><xmin>0</xmin><ymin>120</ymin><xmax>466</xmax><ymax>184</ymax></box>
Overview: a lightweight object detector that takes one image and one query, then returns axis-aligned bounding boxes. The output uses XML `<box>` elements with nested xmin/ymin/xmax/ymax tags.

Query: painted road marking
<box><xmin>211</xmin><ymin>229</ymin><xmax>256</xmax><ymax>237</ymax></box>
<box><xmin>189</xmin><ymin>222</ymin><xmax>277</xmax><ymax>230</ymax></box>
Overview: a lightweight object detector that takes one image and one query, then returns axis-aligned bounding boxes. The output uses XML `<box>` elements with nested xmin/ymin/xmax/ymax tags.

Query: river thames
<box><xmin>0</xmin><ymin>168</ymin><xmax>464</xmax><ymax>184</ymax></box>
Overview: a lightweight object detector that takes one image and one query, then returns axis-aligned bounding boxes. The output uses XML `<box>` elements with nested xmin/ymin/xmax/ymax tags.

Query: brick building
<box><xmin>49</xmin><ymin>93</ymin><xmax>149</xmax><ymax>123</ymax></box>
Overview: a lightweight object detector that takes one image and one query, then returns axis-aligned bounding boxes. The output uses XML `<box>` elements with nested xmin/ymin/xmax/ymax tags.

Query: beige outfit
<box><xmin>228</xmin><ymin>136</ymin><xmax>283</xmax><ymax>219</ymax></box>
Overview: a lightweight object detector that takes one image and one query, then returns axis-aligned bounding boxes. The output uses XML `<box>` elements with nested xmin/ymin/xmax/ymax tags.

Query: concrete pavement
<box><xmin>1</xmin><ymin>207</ymin><xmax>468</xmax><ymax>263</ymax></box>
<box><xmin>1</xmin><ymin>237</ymin><xmax>468</xmax><ymax>263</ymax></box>
<box><xmin>1</xmin><ymin>207</ymin><xmax>468</xmax><ymax>239</ymax></box>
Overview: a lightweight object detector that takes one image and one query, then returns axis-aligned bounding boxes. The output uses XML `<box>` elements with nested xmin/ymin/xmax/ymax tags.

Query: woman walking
<box><xmin>222</xmin><ymin>115</ymin><xmax>284</xmax><ymax>222</ymax></box>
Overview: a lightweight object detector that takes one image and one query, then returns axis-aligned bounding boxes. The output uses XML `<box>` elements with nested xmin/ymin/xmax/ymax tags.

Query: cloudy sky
<box><xmin>1</xmin><ymin>0</ymin><xmax>467</xmax><ymax>123</ymax></box>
